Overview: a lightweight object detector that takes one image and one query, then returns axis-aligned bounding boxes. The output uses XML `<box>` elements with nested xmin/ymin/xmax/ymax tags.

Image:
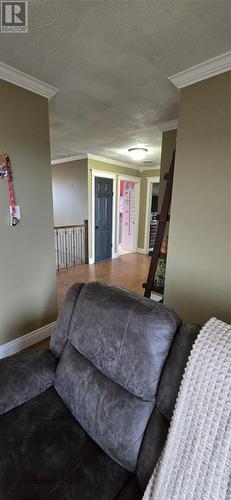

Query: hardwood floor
<box><xmin>34</xmin><ymin>253</ymin><xmax>150</xmax><ymax>350</ymax></box>
<box><xmin>57</xmin><ymin>253</ymin><xmax>150</xmax><ymax>308</ymax></box>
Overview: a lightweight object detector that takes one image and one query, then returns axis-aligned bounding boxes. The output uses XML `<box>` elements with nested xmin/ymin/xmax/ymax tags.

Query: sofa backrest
<box><xmin>51</xmin><ymin>282</ymin><xmax>181</xmax><ymax>472</ymax></box>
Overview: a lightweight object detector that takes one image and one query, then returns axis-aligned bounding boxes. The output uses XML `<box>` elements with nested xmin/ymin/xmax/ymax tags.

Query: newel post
<box><xmin>84</xmin><ymin>219</ymin><xmax>89</xmax><ymax>264</ymax></box>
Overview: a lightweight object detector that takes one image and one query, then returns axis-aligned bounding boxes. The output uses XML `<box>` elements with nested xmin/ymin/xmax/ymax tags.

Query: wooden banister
<box><xmin>54</xmin><ymin>224</ymin><xmax>84</xmax><ymax>229</ymax></box>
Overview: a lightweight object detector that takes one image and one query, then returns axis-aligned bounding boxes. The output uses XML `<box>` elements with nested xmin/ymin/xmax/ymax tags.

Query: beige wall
<box><xmin>52</xmin><ymin>159</ymin><xmax>88</xmax><ymax>226</ymax></box>
<box><xmin>138</xmin><ymin>169</ymin><xmax>160</xmax><ymax>249</ymax></box>
<box><xmin>0</xmin><ymin>80</ymin><xmax>57</xmax><ymax>345</ymax></box>
<box><xmin>165</xmin><ymin>72</ymin><xmax>231</xmax><ymax>324</ymax></box>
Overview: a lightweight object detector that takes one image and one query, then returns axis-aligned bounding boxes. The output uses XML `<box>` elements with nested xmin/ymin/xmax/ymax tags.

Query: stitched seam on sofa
<box><xmin>115</xmin><ymin>301</ymin><xmax>139</xmax><ymax>377</ymax></box>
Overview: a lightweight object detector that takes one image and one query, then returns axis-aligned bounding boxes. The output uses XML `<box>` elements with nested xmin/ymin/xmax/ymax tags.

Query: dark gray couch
<box><xmin>0</xmin><ymin>282</ymin><xmax>200</xmax><ymax>500</ymax></box>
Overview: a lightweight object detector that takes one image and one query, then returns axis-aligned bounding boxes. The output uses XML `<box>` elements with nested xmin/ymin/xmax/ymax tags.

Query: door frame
<box><xmin>116</xmin><ymin>174</ymin><xmax>141</xmax><ymax>255</ymax></box>
<box><xmin>91</xmin><ymin>170</ymin><xmax>117</xmax><ymax>264</ymax></box>
<box><xmin>144</xmin><ymin>176</ymin><xmax>160</xmax><ymax>254</ymax></box>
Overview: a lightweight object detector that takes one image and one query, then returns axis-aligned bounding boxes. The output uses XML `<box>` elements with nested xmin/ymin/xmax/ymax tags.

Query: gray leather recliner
<box><xmin>0</xmin><ymin>282</ymin><xmax>200</xmax><ymax>499</ymax></box>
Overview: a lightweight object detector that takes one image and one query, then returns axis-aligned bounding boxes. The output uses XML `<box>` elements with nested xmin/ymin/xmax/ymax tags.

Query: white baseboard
<box><xmin>0</xmin><ymin>322</ymin><xmax>55</xmax><ymax>359</ymax></box>
<box><xmin>89</xmin><ymin>253</ymin><xmax>118</xmax><ymax>264</ymax></box>
<box><xmin>136</xmin><ymin>247</ymin><xmax>147</xmax><ymax>254</ymax></box>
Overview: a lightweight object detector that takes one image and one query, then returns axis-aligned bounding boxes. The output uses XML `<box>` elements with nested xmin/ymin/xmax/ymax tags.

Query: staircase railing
<box><xmin>54</xmin><ymin>220</ymin><xmax>88</xmax><ymax>270</ymax></box>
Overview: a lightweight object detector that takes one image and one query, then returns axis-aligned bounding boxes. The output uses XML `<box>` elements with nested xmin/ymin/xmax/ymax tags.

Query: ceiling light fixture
<box><xmin>128</xmin><ymin>147</ymin><xmax>148</xmax><ymax>160</ymax></box>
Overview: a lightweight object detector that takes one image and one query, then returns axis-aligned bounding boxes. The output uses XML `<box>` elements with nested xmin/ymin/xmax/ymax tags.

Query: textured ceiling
<box><xmin>0</xmin><ymin>0</ymin><xmax>230</xmax><ymax>166</ymax></box>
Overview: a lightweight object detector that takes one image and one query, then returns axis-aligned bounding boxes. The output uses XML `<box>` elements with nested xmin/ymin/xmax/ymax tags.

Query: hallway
<box><xmin>57</xmin><ymin>253</ymin><xmax>150</xmax><ymax>308</ymax></box>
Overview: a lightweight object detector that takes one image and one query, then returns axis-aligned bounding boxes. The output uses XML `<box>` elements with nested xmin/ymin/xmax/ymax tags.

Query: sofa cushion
<box><xmin>54</xmin><ymin>342</ymin><xmax>154</xmax><ymax>472</ymax></box>
<box><xmin>0</xmin><ymin>388</ymin><xmax>133</xmax><ymax>500</ymax></box>
<box><xmin>68</xmin><ymin>282</ymin><xmax>181</xmax><ymax>400</ymax></box>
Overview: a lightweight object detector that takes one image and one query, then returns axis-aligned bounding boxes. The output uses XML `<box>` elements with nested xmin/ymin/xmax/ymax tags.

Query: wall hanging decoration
<box><xmin>0</xmin><ymin>153</ymin><xmax>19</xmax><ymax>226</ymax></box>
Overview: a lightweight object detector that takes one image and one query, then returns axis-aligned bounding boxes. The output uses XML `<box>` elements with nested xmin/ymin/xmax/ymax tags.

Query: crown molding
<box><xmin>51</xmin><ymin>154</ymin><xmax>87</xmax><ymax>165</ymax></box>
<box><xmin>157</xmin><ymin>119</ymin><xmax>178</xmax><ymax>131</ymax></box>
<box><xmin>169</xmin><ymin>51</ymin><xmax>231</xmax><ymax>89</ymax></box>
<box><xmin>87</xmin><ymin>153</ymin><xmax>142</xmax><ymax>170</ymax></box>
<box><xmin>139</xmin><ymin>164</ymin><xmax>160</xmax><ymax>172</ymax></box>
<box><xmin>0</xmin><ymin>61</ymin><xmax>59</xmax><ymax>99</ymax></box>
<box><xmin>51</xmin><ymin>152</ymin><xmax>160</xmax><ymax>171</ymax></box>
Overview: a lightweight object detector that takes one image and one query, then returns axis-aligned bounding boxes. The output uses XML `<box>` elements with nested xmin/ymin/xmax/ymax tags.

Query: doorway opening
<box><xmin>117</xmin><ymin>178</ymin><xmax>140</xmax><ymax>256</ymax></box>
<box><xmin>91</xmin><ymin>171</ymin><xmax>140</xmax><ymax>264</ymax></box>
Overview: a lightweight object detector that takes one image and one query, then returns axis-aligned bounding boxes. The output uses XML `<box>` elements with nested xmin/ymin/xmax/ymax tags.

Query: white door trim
<box><xmin>91</xmin><ymin>170</ymin><xmax>117</xmax><ymax>264</ymax></box>
<box><xmin>116</xmin><ymin>175</ymin><xmax>141</xmax><ymax>254</ymax></box>
<box><xmin>144</xmin><ymin>176</ymin><xmax>160</xmax><ymax>254</ymax></box>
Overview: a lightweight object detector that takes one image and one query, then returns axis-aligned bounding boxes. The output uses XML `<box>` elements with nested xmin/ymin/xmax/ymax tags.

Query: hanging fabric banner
<box><xmin>0</xmin><ymin>153</ymin><xmax>19</xmax><ymax>226</ymax></box>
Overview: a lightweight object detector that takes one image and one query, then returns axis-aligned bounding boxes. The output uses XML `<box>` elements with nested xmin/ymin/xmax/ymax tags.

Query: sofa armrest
<box><xmin>0</xmin><ymin>348</ymin><xmax>57</xmax><ymax>415</ymax></box>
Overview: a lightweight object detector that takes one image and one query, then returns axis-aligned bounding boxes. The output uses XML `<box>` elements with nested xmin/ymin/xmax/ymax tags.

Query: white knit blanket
<box><xmin>143</xmin><ymin>317</ymin><xmax>231</xmax><ymax>500</ymax></box>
